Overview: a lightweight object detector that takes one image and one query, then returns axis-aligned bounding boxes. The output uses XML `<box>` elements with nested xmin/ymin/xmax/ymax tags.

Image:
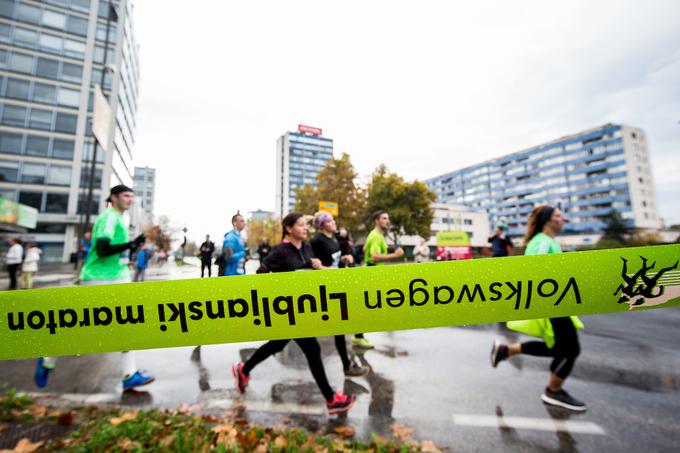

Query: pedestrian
<box><xmin>256</xmin><ymin>237</ymin><xmax>271</xmax><ymax>262</ymax></box>
<box><xmin>310</xmin><ymin>211</ymin><xmax>367</xmax><ymax>378</ymax></box>
<box><xmin>223</xmin><ymin>212</ymin><xmax>247</xmax><ymax>276</ymax></box>
<box><xmin>488</xmin><ymin>224</ymin><xmax>514</xmax><ymax>257</ymax></box>
<box><xmin>232</xmin><ymin>212</ymin><xmax>356</xmax><ymax>415</ymax></box>
<box><xmin>35</xmin><ymin>185</ymin><xmax>155</xmax><ymax>391</ymax></box>
<box><xmin>336</xmin><ymin>227</ymin><xmax>355</xmax><ymax>268</ymax></box>
<box><xmin>133</xmin><ymin>243</ymin><xmax>152</xmax><ymax>282</ymax></box>
<box><xmin>490</xmin><ymin>205</ymin><xmax>586</xmax><ymax>411</ymax></box>
<box><xmin>199</xmin><ymin>234</ymin><xmax>215</xmax><ymax>278</ymax></box>
<box><xmin>214</xmin><ymin>249</ymin><xmax>227</xmax><ymax>277</ymax></box>
<box><xmin>413</xmin><ymin>237</ymin><xmax>430</xmax><ymax>263</ymax></box>
<box><xmin>353</xmin><ymin>210</ymin><xmax>404</xmax><ymax>349</ymax></box>
<box><xmin>5</xmin><ymin>238</ymin><xmax>23</xmax><ymax>290</ymax></box>
<box><xmin>21</xmin><ymin>243</ymin><xmax>41</xmax><ymax>289</ymax></box>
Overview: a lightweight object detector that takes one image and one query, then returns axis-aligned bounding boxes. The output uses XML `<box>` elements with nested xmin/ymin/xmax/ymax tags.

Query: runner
<box><xmin>310</xmin><ymin>211</ymin><xmax>368</xmax><ymax>378</ymax></box>
<box><xmin>490</xmin><ymin>205</ymin><xmax>586</xmax><ymax>411</ymax></box>
<box><xmin>232</xmin><ymin>212</ymin><xmax>355</xmax><ymax>415</ymax></box>
<box><xmin>223</xmin><ymin>212</ymin><xmax>247</xmax><ymax>276</ymax></box>
<box><xmin>34</xmin><ymin>185</ymin><xmax>155</xmax><ymax>391</ymax></box>
<box><xmin>353</xmin><ymin>210</ymin><xmax>404</xmax><ymax>349</ymax></box>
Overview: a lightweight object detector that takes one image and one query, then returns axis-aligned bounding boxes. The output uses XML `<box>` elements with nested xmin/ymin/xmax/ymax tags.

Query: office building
<box><xmin>275</xmin><ymin>124</ymin><xmax>333</xmax><ymax>217</ymax></box>
<box><xmin>0</xmin><ymin>0</ymin><xmax>140</xmax><ymax>262</ymax></box>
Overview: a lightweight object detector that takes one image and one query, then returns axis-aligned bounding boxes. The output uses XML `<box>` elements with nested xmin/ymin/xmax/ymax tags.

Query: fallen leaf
<box><xmin>109</xmin><ymin>410</ymin><xmax>139</xmax><ymax>426</ymax></box>
<box><xmin>29</xmin><ymin>405</ymin><xmax>47</xmax><ymax>418</ymax></box>
<box><xmin>273</xmin><ymin>435</ymin><xmax>288</xmax><ymax>448</ymax></box>
<box><xmin>212</xmin><ymin>423</ymin><xmax>233</xmax><ymax>433</ymax></box>
<box><xmin>160</xmin><ymin>434</ymin><xmax>175</xmax><ymax>447</ymax></box>
<box><xmin>252</xmin><ymin>441</ymin><xmax>268</xmax><ymax>453</ymax></box>
<box><xmin>7</xmin><ymin>438</ymin><xmax>43</xmax><ymax>453</ymax></box>
<box><xmin>333</xmin><ymin>426</ymin><xmax>355</xmax><ymax>438</ymax></box>
<box><xmin>420</xmin><ymin>440</ymin><xmax>442</xmax><ymax>453</ymax></box>
<box><xmin>57</xmin><ymin>411</ymin><xmax>74</xmax><ymax>426</ymax></box>
<box><xmin>117</xmin><ymin>437</ymin><xmax>140</xmax><ymax>451</ymax></box>
<box><xmin>390</xmin><ymin>422</ymin><xmax>415</xmax><ymax>443</ymax></box>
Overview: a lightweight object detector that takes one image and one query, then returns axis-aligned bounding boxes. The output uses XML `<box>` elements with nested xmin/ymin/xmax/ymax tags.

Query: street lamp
<box><xmin>77</xmin><ymin>1</ymin><xmax>118</xmax><ymax>262</ymax></box>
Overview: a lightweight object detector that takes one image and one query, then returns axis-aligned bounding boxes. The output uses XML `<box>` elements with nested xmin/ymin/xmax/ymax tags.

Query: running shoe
<box><xmin>122</xmin><ymin>370</ymin><xmax>155</xmax><ymax>390</ymax></box>
<box><xmin>490</xmin><ymin>339</ymin><xmax>509</xmax><ymax>368</ymax></box>
<box><xmin>344</xmin><ymin>363</ymin><xmax>369</xmax><ymax>377</ymax></box>
<box><xmin>326</xmin><ymin>391</ymin><xmax>356</xmax><ymax>415</ymax></box>
<box><xmin>351</xmin><ymin>337</ymin><xmax>374</xmax><ymax>349</ymax></box>
<box><xmin>541</xmin><ymin>387</ymin><xmax>587</xmax><ymax>412</ymax></box>
<box><xmin>232</xmin><ymin>362</ymin><xmax>249</xmax><ymax>394</ymax></box>
<box><xmin>34</xmin><ymin>357</ymin><xmax>53</xmax><ymax>388</ymax></box>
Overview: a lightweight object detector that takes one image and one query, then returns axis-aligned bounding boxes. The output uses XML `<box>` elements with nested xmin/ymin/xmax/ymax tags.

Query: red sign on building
<box><xmin>298</xmin><ymin>124</ymin><xmax>322</xmax><ymax>136</ymax></box>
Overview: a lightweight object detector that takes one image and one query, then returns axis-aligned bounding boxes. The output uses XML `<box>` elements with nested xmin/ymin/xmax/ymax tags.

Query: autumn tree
<box><xmin>246</xmin><ymin>217</ymin><xmax>283</xmax><ymax>249</ymax></box>
<box><xmin>364</xmin><ymin>165</ymin><xmax>436</xmax><ymax>242</ymax></box>
<box><xmin>293</xmin><ymin>153</ymin><xmax>366</xmax><ymax>236</ymax></box>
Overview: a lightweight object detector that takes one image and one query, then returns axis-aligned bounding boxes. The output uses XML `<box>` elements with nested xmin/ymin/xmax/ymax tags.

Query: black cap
<box><xmin>106</xmin><ymin>184</ymin><xmax>133</xmax><ymax>202</ymax></box>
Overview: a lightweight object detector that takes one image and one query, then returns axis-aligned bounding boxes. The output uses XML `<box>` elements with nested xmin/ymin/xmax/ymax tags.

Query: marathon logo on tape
<box><xmin>1</xmin><ymin>245</ymin><xmax>679</xmax><ymax>360</ymax></box>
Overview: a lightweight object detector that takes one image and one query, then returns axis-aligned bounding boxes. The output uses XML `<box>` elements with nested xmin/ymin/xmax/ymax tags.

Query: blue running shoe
<box><xmin>122</xmin><ymin>370</ymin><xmax>155</xmax><ymax>390</ymax></box>
<box><xmin>34</xmin><ymin>357</ymin><xmax>52</xmax><ymax>388</ymax></box>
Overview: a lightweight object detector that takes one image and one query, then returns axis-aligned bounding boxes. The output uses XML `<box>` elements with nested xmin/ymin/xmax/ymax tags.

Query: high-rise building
<box><xmin>275</xmin><ymin>124</ymin><xmax>333</xmax><ymax>217</ymax></box>
<box><xmin>132</xmin><ymin>165</ymin><xmax>153</xmax><ymax>226</ymax></box>
<box><xmin>425</xmin><ymin>124</ymin><xmax>661</xmax><ymax>240</ymax></box>
<box><xmin>0</xmin><ymin>0</ymin><xmax>140</xmax><ymax>262</ymax></box>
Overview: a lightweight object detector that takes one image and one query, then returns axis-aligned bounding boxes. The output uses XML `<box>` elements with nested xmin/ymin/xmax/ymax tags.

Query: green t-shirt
<box><xmin>364</xmin><ymin>228</ymin><xmax>387</xmax><ymax>265</ymax></box>
<box><xmin>80</xmin><ymin>207</ymin><xmax>130</xmax><ymax>281</ymax></box>
<box><xmin>524</xmin><ymin>232</ymin><xmax>562</xmax><ymax>255</ymax></box>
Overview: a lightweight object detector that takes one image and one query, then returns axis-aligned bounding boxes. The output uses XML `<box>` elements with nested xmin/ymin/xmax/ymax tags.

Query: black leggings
<box><xmin>335</xmin><ymin>335</ymin><xmax>351</xmax><ymax>371</ymax></box>
<box><xmin>243</xmin><ymin>337</ymin><xmax>335</xmax><ymax>402</ymax></box>
<box><xmin>7</xmin><ymin>264</ymin><xmax>19</xmax><ymax>290</ymax></box>
<box><xmin>201</xmin><ymin>259</ymin><xmax>211</xmax><ymax>278</ymax></box>
<box><xmin>520</xmin><ymin>317</ymin><xmax>580</xmax><ymax>379</ymax></box>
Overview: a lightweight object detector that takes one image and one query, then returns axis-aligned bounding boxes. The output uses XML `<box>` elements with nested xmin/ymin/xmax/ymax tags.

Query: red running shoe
<box><xmin>232</xmin><ymin>362</ymin><xmax>249</xmax><ymax>393</ymax></box>
<box><xmin>326</xmin><ymin>391</ymin><xmax>356</xmax><ymax>415</ymax></box>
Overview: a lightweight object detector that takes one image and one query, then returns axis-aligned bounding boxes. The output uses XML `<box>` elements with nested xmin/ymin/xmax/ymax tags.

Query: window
<box><xmin>33</xmin><ymin>82</ymin><xmax>57</xmax><ymax>104</ymax></box>
<box><xmin>52</xmin><ymin>138</ymin><xmax>74</xmax><ymax>160</ymax></box>
<box><xmin>36</xmin><ymin>57</ymin><xmax>59</xmax><ymax>79</ymax></box>
<box><xmin>72</xmin><ymin>0</ymin><xmax>91</xmax><ymax>12</ymax></box>
<box><xmin>42</xmin><ymin>10</ymin><xmax>67</xmax><ymax>30</ymax></box>
<box><xmin>61</xmin><ymin>62</ymin><xmax>82</xmax><ymax>82</ymax></box>
<box><xmin>57</xmin><ymin>87</ymin><xmax>80</xmax><ymax>107</ymax></box>
<box><xmin>0</xmin><ymin>160</ymin><xmax>19</xmax><ymax>182</ymax></box>
<box><xmin>79</xmin><ymin>167</ymin><xmax>102</xmax><ymax>188</ymax></box>
<box><xmin>18</xmin><ymin>191</ymin><xmax>42</xmax><ymax>210</ymax></box>
<box><xmin>34</xmin><ymin>222</ymin><xmax>67</xmax><ymax>233</ymax></box>
<box><xmin>0</xmin><ymin>0</ymin><xmax>14</xmax><ymax>18</ymax></box>
<box><xmin>6</xmin><ymin>78</ymin><xmax>30</xmax><ymax>99</ymax></box>
<box><xmin>21</xmin><ymin>163</ymin><xmax>46</xmax><ymax>184</ymax></box>
<box><xmin>464</xmin><ymin>219</ymin><xmax>473</xmax><ymax>225</ymax></box>
<box><xmin>28</xmin><ymin>108</ymin><xmax>53</xmax><ymax>130</ymax></box>
<box><xmin>0</xmin><ymin>132</ymin><xmax>22</xmax><ymax>154</ymax></box>
<box><xmin>14</xmin><ymin>27</ymin><xmax>39</xmax><ymax>47</ymax></box>
<box><xmin>63</xmin><ymin>39</ymin><xmax>85</xmax><ymax>58</ymax></box>
<box><xmin>2</xmin><ymin>105</ymin><xmax>27</xmax><ymax>126</ymax></box>
<box><xmin>9</xmin><ymin>52</ymin><xmax>34</xmax><ymax>73</ymax></box>
<box><xmin>55</xmin><ymin>112</ymin><xmax>77</xmax><ymax>133</ymax></box>
<box><xmin>45</xmin><ymin>193</ymin><xmax>69</xmax><ymax>213</ymax></box>
<box><xmin>0</xmin><ymin>22</ymin><xmax>11</xmax><ymax>42</ymax></box>
<box><xmin>39</xmin><ymin>34</ymin><xmax>62</xmax><ymax>53</ymax></box>
<box><xmin>16</xmin><ymin>4</ymin><xmax>41</xmax><ymax>24</ymax></box>
<box><xmin>0</xmin><ymin>188</ymin><xmax>15</xmax><ymax>200</ymax></box>
<box><xmin>67</xmin><ymin>16</ymin><xmax>88</xmax><ymax>36</ymax></box>
<box><xmin>25</xmin><ymin>135</ymin><xmax>49</xmax><ymax>156</ymax></box>
<box><xmin>47</xmin><ymin>165</ymin><xmax>71</xmax><ymax>185</ymax></box>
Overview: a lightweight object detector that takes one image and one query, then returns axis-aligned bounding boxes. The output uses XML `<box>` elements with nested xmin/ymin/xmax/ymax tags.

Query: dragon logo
<box><xmin>614</xmin><ymin>256</ymin><xmax>679</xmax><ymax>309</ymax></box>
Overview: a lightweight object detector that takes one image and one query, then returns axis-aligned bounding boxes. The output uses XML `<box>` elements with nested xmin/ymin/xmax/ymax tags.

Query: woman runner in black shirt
<box><xmin>232</xmin><ymin>212</ymin><xmax>355</xmax><ymax>415</ymax></box>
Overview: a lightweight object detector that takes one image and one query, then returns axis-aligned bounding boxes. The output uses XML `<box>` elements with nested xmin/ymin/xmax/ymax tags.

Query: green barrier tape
<box><xmin>1</xmin><ymin>244</ymin><xmax>679</xmax><ymax>360</ymax></box>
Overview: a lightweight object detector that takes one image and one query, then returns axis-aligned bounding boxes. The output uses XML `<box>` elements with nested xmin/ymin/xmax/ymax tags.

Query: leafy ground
<box><xmin>0</xmin><ymin>391</ymin><xmax>442</xmax><ymax>452</ymax></box>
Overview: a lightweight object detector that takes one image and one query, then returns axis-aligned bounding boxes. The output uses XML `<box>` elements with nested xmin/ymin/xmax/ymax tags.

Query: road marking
<box><xmin>452</xmin><ymin>414</ymin><xmax>606</xmax><ymax>435</ymax></box>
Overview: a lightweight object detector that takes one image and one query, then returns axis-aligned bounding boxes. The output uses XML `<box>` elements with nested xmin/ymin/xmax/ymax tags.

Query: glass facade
<box><xmin>275</xmin><ymin>130</ymin><xmax>333</xmax><ymax>216</ymax></box>
<box><xmin>426</xmin><ymin>124</ymin><xmax>659</xmax><ymax>237</ymax></box>
<box><xmin>0</xmin><ymin>0</ymin><xmax>140</xmax><ymax>262</ymax></box>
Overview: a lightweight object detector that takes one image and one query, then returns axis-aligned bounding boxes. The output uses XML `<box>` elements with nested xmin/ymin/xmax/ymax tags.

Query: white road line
<box><xmin>452</xmin><ymin>414</ymin><xmax>606</xmax><ymax>435</ymax></box>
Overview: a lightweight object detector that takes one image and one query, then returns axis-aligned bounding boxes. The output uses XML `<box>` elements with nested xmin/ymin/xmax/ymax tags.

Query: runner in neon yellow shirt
<box><xmin>490</xmin><ymin>206</ymin><xmax>586</xmax><ymax>412</ymax></box>
<box><xmin>35</xmin><ymin>185</ymin><xmax>155</xmax><ymax>391</ymax></box>
<box><xmin>354</xmin><ymin>210</ymin><xmax>404</xmax><ymax>348</ymax></box>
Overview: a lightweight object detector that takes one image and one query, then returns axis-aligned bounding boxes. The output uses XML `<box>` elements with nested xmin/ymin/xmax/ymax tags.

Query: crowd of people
<box><xmin>7</xmin><ymin>183</ymin><xmax>585</xmax><ymax>414</ymax></box>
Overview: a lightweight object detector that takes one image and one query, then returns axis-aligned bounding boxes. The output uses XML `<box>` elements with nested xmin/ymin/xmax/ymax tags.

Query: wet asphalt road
<box><xmin>1</xmin><ymin>262</ymin><xmax>679</xmax><ymax>452</ymax></box>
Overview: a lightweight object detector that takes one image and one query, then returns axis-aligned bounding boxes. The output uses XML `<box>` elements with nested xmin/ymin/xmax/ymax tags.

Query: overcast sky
<box><xmin>132</xmin><ymin>0</ymin><xmax>680</xmax><ymax>243</ymax></box>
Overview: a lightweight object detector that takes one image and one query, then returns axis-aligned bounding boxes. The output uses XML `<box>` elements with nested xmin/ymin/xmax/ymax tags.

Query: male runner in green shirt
<box><xmin>353</xmin><ymin>209</ymin><xmax>404</xmax><ymax>348</ymax></box>
<box><xmin>35</xmin><ymin>185</ymin><xmax>154</xmax><ymax>391</ymax></box>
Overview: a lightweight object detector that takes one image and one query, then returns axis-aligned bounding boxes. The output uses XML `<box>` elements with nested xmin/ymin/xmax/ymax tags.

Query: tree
<box><xmin>246</xmin><ymin>217</ymin><xmax>283</xmax><ymax>249</ymax></box>
<box><xmin>364</xmin><ymin>165</ymin><xmax>436</xmax><ymax>242</ymax></box>
<box><xmin>601</xmin><ymin>210</ymin><xmax>629</xmax><ymax>243</ymax></box>
<box><xmin>293</xmin><ymin>153</ymin><xmax>367</xmax><ymax>236</ymax></box>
